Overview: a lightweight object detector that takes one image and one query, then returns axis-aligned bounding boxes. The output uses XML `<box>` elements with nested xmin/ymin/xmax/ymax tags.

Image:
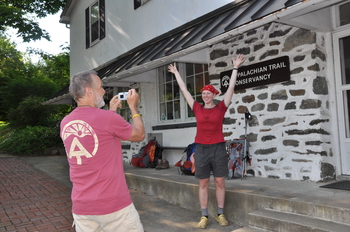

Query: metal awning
<box><xmin>95</xmin><ymin>0</ymin><xmax>305</xmax><ymax>78</ymax></box>
<box><xmin>45</xmin><ymin>0</ymin><xmax>335</xmax><ymax>104</ymax></box>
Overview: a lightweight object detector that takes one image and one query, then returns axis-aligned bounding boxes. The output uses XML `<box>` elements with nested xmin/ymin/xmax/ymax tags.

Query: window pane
<box><xmin>343</xmin><ymin>90</ymin><xmax>350</xmax><ymax>138</ymax></box>
<box><xmin>195</xmin><ymin>64</ymin><xmax>203</xmax><ymax>73</ymax></box>
<box><xmin>204</xmin><ymin>72</ymin><xmax>210</xmax><ymax>85</ymax></box>
<box><xmin>165</xmin><ymin>82</ymin><xmax>173</xmax><ymax>100</ymax></box>
<box><xmin>116</xmin><ymin>87</ymin><xmax>131</xmax><ymax>122</ymax></box>
<box><xmin>203</xmin><ymin>64</ymin><xmax>208</xmax><ymax>72</ymax></box>
<box><xmin>195</xmin><ymin>95</ymin><xmax>203</xmax><ymax>104</ymax></box>
<box><xmin>91</xmin><ymin>21</ymin><xmax>99</xmax><ymax>42</ymax></box>
<box><xmin>166</xmin><ymin>70</ymin><xmax>173</xmax><ymax>82</ymax></box>
<box><xmin>90</xmin><ymin>2</ymin><xmax>99</xmax><ymax>43</ymax></box>
<box><xmin>340</xmin><ymin>2</ymin><xmax>350</xmax><ymax>26</ymax></box>
<box><xmin>195</xmin><ymin>73</ymin><xmax>204</xmax><ymax>95</ymax></box>
<box><xmin>174</xmin><ymin>81</ymin><xmax>180</xmax><ymax>100</ymax></box>
<box><xmin>187</xmin><ymin>104</ymin><xmax>195</xmax><ymax>118</ymax></box>
<box><xmin>186</xmin><ymin>63</ymin><xmax>194</xmax><ymax>76</ymax></box>
<box><xmin>159</xmin><ymin>84</ymin><xmax>165</xmax><ymax>102</ymax></box>
<box><xmin>186</xmin><ymin>76</ymin><xmax>194</xmax><ymax>96</ymax></box>
<box><xmin>174</xmin><ymin>100</ymin><xmax>180</xmax><ymax>119</ymax></box>
<box><xmin>340</xmin><ymin>36</ymin><xmax>350</xmax><ymax>85</ymax></box>
<box><xmin>167</xmin><ymin>102</ymin><xmax>173</xmax><ymax>120</ymax></box>
<box><xmin>91</xmin><ymin>3</ymin><xmax>99</xmax><ymax>23</ymax></box>
<box><xmin>160</xmin><ymin>103</ymin><xmax>166</xmax><ymax>120</ymax></box>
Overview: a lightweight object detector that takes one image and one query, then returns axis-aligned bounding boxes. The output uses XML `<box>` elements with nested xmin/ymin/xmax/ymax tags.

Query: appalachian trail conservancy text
<box><xmin>220</xmin><ymin>56</ymin><xmax>290</xmax><ymax>92</ymax></box>
<box><xmin>236</xmin><ymin>62</ymin><xmax>286</xmax><ymax>86</ymax></box>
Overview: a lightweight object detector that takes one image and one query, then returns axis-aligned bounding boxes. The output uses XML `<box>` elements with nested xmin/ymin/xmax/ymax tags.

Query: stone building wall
<box><xmin>208</xmin><ymin>22</ymin><xmax>335</xmax><ymax>182</ymax></box>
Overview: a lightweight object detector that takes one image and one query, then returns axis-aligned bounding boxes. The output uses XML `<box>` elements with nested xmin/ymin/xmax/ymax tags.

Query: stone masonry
<box><xmin>208</xmin><ymin>22</ymin><xmax>334</xmax><ymax>181</ymax></box>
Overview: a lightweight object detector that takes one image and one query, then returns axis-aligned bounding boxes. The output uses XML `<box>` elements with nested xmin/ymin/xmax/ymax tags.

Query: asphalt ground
<box><xmin>0</xmin><ymin>155</ymin><xmax>241</xmax><ymax>232</ymax></box>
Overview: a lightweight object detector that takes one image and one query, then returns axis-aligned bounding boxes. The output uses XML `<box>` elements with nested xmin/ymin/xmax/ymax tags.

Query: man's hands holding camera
<box><xmin>109</xmin><ymin>89</ymin><xmax>139</xmax><ymax>112</ymax></box>
<box><xmin>117</xmin><ymin>92</ymin><xmax>128</xmax><ymax>101</ymax></box>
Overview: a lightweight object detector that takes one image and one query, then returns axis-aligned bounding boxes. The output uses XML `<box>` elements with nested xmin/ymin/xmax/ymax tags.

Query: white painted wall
<box><xmin>68</xmin><ymin>0</ymin><xmax>234</xmax><ymax>76</ymax></box>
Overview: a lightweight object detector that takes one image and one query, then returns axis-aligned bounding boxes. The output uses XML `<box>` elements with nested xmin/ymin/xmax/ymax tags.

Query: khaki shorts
<box><xmin>72</xmin><ymin>203</ymin><xmax>144</xmax><ymax>232</ymax></box>
<box><xmin>194</xmin><ymin>142</ymin><xmax>228</xmax><ymax>179</ymax></box>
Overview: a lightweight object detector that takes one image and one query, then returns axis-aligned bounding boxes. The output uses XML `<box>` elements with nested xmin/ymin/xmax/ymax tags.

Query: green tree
<box><xmin>7</xmin><ymin>96</ymin><xmax>57</xmax><ymax>127</ymax></box>
<box><xmin>0</xmin><ymin>34</ymin><xmax>70</xmax><ymax>122</ymax></box>
<box><xmin>0</xmin><ymin>0</ymin><xmax>66</xmax><ymax>42</ymax></box>
<box><xmin>0</xmin><ymin>35</ymin><xmax>27</xmax><ymax>119</ymax></box>
<box><xmin>31</xmin><ymin>44</ymin><xmax>70</xmax><ymax>88</ymax></box>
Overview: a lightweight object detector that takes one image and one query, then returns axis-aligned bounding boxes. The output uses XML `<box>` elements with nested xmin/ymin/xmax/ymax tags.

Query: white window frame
<box><xmin>334</xmin><ymin>1</ymin><xmax>350</xmax><ymax>28</ymax></box>
<box><xmin>89</xmin><ymin>1</ymin><xmax>100</xmax><ymax>46</ymax></box>
<box><xmin>156</xmin><ymin>62</ymin><xmax>209</xmax><ymax>123</ymax></box>
<box><xmin>85</xmin><ymin>0</ymin><xmax>105</xmax><ymax>49</ymax></box>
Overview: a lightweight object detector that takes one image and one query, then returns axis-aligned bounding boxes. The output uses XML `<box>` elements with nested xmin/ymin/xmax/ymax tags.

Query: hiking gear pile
<box><xmin>174</xmin><ymin>143</ymin><xmax>196</xmax><ymax>175</ymax></box>
<box><xmin>131</xmin><ymin>138</ymin><xmax>162</xmax><ymax>168</ymax></box>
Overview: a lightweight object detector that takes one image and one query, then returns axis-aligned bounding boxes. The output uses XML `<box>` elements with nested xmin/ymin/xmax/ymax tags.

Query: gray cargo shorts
<box><xmin>194</xmin><ymin>142</ymin><xmax>228</xmax><ymax>179</ymax></box>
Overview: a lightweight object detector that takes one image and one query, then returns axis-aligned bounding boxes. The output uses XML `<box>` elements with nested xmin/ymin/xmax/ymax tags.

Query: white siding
<box><xmin>68</xmin><ymin>0</ymin><xmax>234</xmax><ymax>76</ymax></box>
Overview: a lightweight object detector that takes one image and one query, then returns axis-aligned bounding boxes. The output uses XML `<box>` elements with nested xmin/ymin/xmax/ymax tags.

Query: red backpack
<box><xmin>131</xmin><ymin>138</ymin><xmax>161</xmax><ymax>168</ymax></box>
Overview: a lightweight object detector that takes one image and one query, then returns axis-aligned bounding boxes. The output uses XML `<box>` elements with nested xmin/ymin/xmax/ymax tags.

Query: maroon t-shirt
<box><xmin>60</xmin><ymin>107</ymin><xmax>133</xmax><ymax>215</ymax></box>
<box><xmin>193</xmin><ymin>101</ymin><xmax>228</xmax><ymax>144</ymax></box>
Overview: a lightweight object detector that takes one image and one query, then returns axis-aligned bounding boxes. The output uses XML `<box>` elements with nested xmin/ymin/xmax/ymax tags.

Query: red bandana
<box><xmin>202</xmin><ymin>85</ymin><xmax>219</xmax><ymax>95</ymax></box>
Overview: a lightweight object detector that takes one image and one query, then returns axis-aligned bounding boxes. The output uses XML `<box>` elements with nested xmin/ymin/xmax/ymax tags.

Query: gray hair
<box><xmin>69</xmin><ymin>70</ymin><xmax>98</xmax><ymax>101</ymax></box>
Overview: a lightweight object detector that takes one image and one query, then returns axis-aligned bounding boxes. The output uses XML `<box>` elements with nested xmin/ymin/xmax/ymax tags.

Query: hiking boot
<box><xmin>197</xmin><ymin>216</ymin><xmax>209</xmax><ymax>229</ymax></box>
<box><xmin>215</xmin><ymin>214</ymin><xmax>228</xmax><ymax>226</ymax></box>
<box><xmin>161</xmin><ymin>159</ymin><xmax>169</xmax><ymax>169</ymax></box>
<box><xmin>155</xmin><ymin>159</ymin><xmax>163</xmax><ymax>170</ymax></box>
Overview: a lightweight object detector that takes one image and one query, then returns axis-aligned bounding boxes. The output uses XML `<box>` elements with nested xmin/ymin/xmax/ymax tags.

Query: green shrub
<box><xmin>7</xmin><ymin>96</ymin><xmax>60</xmax><ymax>128</ymax></box>
<box><xmin>0</xmin><ymin>125</ymin><xmax>63</xmax><ymax>156</ymax></box>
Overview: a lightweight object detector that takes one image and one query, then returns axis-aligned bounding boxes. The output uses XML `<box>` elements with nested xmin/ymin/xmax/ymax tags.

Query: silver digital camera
<box><xmin>118</xmin><ymin>92</ymin><xmax>128</xmax><ymax>100</ymax></box>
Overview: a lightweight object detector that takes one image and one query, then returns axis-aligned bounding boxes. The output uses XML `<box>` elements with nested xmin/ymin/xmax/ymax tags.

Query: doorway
<box><xmin>334</xmin><ymin>31</ymin><xmax>350</xmax><ymax>175</ymax></box>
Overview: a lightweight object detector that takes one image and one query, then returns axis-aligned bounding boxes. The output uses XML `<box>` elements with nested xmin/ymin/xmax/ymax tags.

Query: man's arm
<box><xmin>126</xmin><ymin>89</ymin><xmax>145</xmax><ymax>142</ymax></box>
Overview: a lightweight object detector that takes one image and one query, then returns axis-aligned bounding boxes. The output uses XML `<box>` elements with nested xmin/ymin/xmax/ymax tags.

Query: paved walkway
<box><xmin>3</xmin><ymin>153</ymin><xmax>350</xmax><ymax>231</ymax></box>
<box><xmin>0</xmin><ymin>155</ymin><xmax>240</xmax><ymax>232</ymax></box>
<box><xmin>0</xmin><ymin>157</ymin><xmax>74</xmax><ymax>232</ymax></box>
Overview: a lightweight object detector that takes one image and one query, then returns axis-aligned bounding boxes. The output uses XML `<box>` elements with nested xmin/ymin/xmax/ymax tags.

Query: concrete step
<box><xmin>249</xmin><ymin>209</ymin><xmax>350</xmax><ymax>232</ymax></box>
<box><xmin>262</xmin><ymin>200</ymin><xmax>350</xmax><ymax>226</ymax></box>
<box><xmin>232</xmin><ymin>227</ymin><xmax>269</xmax><ymax>232</ymax></box>
<box><xmin>123</xmin><ymin>164</ymin><xmax>350</xmax><ymax>229</ymax></box>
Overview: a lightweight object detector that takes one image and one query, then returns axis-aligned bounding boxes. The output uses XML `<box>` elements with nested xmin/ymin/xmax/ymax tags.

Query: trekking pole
<box><xmin>242</xmin><ymin>111</ymin><xmax>252</xmax><ymax>180</ymax></box>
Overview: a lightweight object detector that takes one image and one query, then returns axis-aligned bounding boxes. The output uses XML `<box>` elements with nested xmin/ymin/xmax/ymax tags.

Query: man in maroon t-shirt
<box><xmin>60</xmin><ymin>70</ymin><xmax>145</xmax><ymax>232</ymax></box>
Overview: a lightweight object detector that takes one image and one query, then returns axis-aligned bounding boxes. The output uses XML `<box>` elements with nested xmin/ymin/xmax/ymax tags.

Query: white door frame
<box><xmin>333</xmin><ymin>29</ymin><xmax>350</xmax><ymax>175</ymax></box>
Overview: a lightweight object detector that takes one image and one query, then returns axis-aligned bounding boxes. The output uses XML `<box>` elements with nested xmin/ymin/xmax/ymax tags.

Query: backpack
<box><xmin>175</xmin><ymin>143</ymin><xmax>196</xmax><ymax>175</ymax></box>
<box><xmin>131</xmin><ymin>138</ymin><xmax>162</xmax><ymax>168</ymax></box>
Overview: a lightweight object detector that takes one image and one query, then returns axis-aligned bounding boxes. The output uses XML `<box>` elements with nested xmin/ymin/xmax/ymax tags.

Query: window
<box><xmin>158</xmin><ymin>63</ymin><xmax>209</xmax><ymax>122</ymax></box>
<box><xmin>158</xmin><ymin>65</ymin><xmax>180</xmax><ymax>121</ymax></box>
<box><xmin>338</xmin><ymin>2</ymin><xmax>350</xmax><ymax>27</ymax></box>
<box><xmin>103</xmin><ymin>86</ymin><xmax>131</xmax><ymax>121</ymax></box>
<box><xmin>85</xmin><ymin>0</ymin><xmax>105</xmax><ymax>48</ymax></box>
<box><xmin>116</xmin><ymin>87</ymin><xmax>131</xmax><ymax>122</ymax></box>
<box><xmin>185</xmin><ymin>63</ymin><xmax>209</xmax><ymax>117</ymax></box>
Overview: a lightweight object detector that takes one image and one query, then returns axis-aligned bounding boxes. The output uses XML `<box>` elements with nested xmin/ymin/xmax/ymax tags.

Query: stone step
<box><xmin>249</xmin><ymin>209</ymin><xmax>350</xmax><ymax>232</ymax></box>
<box><xmin>262</xmin><ymin>199</ymin><xmax>350</xmax><ymax>226</ymax></box>
<box><xmin>124</xmin><ymin>164</ymin><xmax>350</xmax><ymax>229</ymax></box>
<box><xmin>232</xmin><ymin>227</ymin><xmax>269</xmax><ymax>232</ymax></box>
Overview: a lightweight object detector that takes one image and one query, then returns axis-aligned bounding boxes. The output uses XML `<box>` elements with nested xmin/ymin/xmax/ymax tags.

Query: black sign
<box><xmin>220</xmin><ymin>56</ymin><xmax>290</xmax><ymax>92</ymax></box>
